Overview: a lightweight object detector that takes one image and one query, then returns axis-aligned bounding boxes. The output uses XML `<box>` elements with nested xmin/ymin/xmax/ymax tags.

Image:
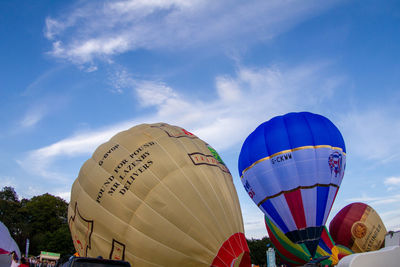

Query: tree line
<box><xmin>0</xmin><ymin>186</ymin><xmax>279</xmax><ymax>265</ymax></box>
<box><xmin>0</xmin><ymin>186</ymin><xmax>75</xmax><ymax>256</ymax></box>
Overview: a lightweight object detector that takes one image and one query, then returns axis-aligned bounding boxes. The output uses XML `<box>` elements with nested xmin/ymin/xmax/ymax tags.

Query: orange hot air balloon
<box><xmin>329</xmin><ymin>202</ymin><xmax>387</xmax><ymax>253</ymax></box>
<box><xmin>68</xmin><ymin>123</ymin><xmax>250</xmax><ymax>267</ymax></box>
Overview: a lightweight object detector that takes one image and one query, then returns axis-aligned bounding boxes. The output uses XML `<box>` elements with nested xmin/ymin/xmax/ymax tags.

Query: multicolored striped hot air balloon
<box><xmin>238</xmin><ymin>112</ymin><xmax>346</xmax><ymax>257</ymax></box>
<box><xmin>337</xmin><ymin>244</ymin><xmax>353</xmax><ymax>259</ymax></box>
<box><xmin>329</xmin><ymin>202</ymin><xmax>387</xmax><ymax>253</ymax></box>
<box><xmin>265</xmin><ymin>216</ymin><xmax>352</xmax><ymax>266</ymax></box>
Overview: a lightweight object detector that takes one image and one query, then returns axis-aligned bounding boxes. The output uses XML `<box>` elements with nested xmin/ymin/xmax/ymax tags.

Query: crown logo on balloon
<box><xmin>328</xmin><ymin>151</ymin><xmax>342</xmax><ymax>177</ymax></box>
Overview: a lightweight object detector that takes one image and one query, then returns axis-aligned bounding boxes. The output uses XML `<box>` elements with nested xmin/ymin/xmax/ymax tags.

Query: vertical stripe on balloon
<box><xmin>301</xmin><ymin>188</ymin><xmax>317</xmax><ymax>228</ymax></box>
<box><xmin>284</xmin><ymin>190</ymin><xmax>307</xmax><ymax>229</ymax></box>
<box><xmin>316</xmin><ymin>186</ymin><xmax>329</xmax><ymax>225</ymax></box>
<box><xmin>270</xmin><ymin>195</ymin><xmax>298</xmax><ymax>232</ymax></box>
<box><xmin>322</xmin><ymin>186</ymin><xmax>339</xmax><ymax>224</ymax></box>
<box><xmin>260</xmin><ymin>200</ymin><xmax>290</xmax><ymax>233</ymax></box>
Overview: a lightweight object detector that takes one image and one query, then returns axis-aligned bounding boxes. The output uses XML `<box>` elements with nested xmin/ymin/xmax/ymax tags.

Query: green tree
<box><xmin>247</xmin><ymin>236</ymin><xmax>274</xmax><ymax>266</ymax></box>
<box><xmin>0</xmin><ymin>186</ymin><xmax>19</xmax><ymax>202</ymax></box>
<box><xmin>0</xmin><ymin>186</ymin><xmax>26</xmax><ymax>249</ymax></box>
<box><xmin>22</xmin><ymin>193</ymin><xmax>75</xmax><ymax>256</ymax></box>
<box><xmin>0</xmin><ymin>187</ymin><xmax>75</xmax><ymax>256</ymax></box>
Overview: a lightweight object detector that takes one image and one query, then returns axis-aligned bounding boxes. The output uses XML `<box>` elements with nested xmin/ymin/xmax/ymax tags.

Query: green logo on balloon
<box><xmin>207</xmin><ymin>145</ymin><xmax>225</xmax><ymax>165</ymax></box>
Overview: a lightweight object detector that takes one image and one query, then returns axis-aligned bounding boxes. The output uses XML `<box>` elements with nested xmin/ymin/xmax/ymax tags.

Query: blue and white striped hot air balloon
<box><xmin>238</xmin><ymin>112</ymin><xmax>346</xmax><ymax>258</ymax></box>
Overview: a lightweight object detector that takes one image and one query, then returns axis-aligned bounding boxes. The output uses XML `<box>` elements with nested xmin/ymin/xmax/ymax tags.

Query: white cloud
<box><xmin>0</xmin><ymin>176</ymin><xmax>49</xmax><ymax>201</ymax></box>
<box><xmin>18</xmin><ymin>121</ymin><xmax>139</xmax><ymax>180</ymax></box>
<box><xmin>136</xmin><ymin>81</ymin><xmax>178</xmax><ymax>107</ymax></box>
<box><xmin>20</xmin><ymin>62</ymin><xmax>342</xmax><ymax>182</ymax></box>
<box><xmin>23</xmin><ymin>66</ymin><xmax>65</xmax><ymax>96</ymax></box>
<box><xmin>339</xmin><ymin>109</ymin><xmax>400</xmax><ymax>163</ymax></box>
<box><xmin>0</xmin><ymin>176</ymin><xmax>17</xmax><ymax>190</ymax></box>
<box><xmin>384</xmin><ymin>176</ymin><xmax>400</xmax><ymax>191</ymax></box>
<box><xmin>148</xmin><ymin>63</ymin><xmax>338</xmax><ymax>150</ymax></box>
<box><xmin>346</xmin><ymin>193</ymin><xmax>400</xmax><ymax>206</ymax></box>
<box><xmin>54</xmin><ymin>191</ymin><xmax>71</xmax><ymax>202</ymax></box>
<box><xmin>86</xmin><ymin>65</ymin><xmax>98</xmax><ymax>73</ymax></box>
<box><xmin>241</xmin><ymin>202</ymin><xmax>268</xmax><ymax>239</ymax></box>
<box><xmin>216</xmin><ymin>76</ymin><xmax>242</xmax><ymax>103</ymax></box>
<box><xmin>44</xmin><ymin>0</ymin><xmax>341</xmax><ymax>64</ymax></box>
<box><xmin>19</xmin><ymin>106</ymin><xmax>47</xmax><ymax>128</ymax></box>
<box><xmin>66</xmin><ymin>36</ymin><xmax>130</xmax><ymax>62</ymax></box>
<box><xmin>45</xmin><ymin>18</ymin><xmax>65</xmax><ymax>40</ymax></box>
<box><xmin>381</xmin><ymin>209</ymin><xmax>400</xmax><ymax>232</ymax></box>
<box><xmin>19</xmin><ymin>71</ymin><xmax>70</xmax><ymax>130</ymax></box>
<box><xmin>385</xmin><ymin>176</ymin><xmax>400</xmax><ymax>186</ymax></box>
<box><xmin>107</xmin><ymin>68</ymin><xmax>134</xmax><ymax>93</ymax></box>
<box><xmin>17</xmin><ymin>60</ymin><xmax>400</xmax><ymax>238</ymax></box>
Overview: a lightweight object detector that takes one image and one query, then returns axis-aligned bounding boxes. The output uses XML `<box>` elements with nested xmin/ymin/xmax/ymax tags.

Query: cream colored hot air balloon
<box><xmin>329</xmin><ymin>202</ymin><xmax>387</xmax><ymax>253</ymax></box>
<box><xmin>68</xmin><ymin>123</ymin><xmax>250</xmax><ymax>267</ymax></box>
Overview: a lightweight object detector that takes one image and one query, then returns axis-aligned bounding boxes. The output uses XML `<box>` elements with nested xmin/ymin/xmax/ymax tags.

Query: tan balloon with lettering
<box><xmin>68</xmin><ymin>123</ymin><xmax>250</xmax><ymax>267</ymax></box>
<box><xmin>329</xmin><ymin>202</ymin><xmax>387</xmax><ymax>253</ymax></box>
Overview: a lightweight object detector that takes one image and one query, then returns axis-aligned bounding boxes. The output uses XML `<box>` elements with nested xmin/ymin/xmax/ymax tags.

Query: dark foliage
<box><xmin>246</xmin><ymin>236</ymin><xmax>285</xmax><ymax>266</ymax></box>
<box><xmin>0</xmin><ymin>187</ymin><xmax>75</xmax><ymax>257</ymax></box>
<box><xmin>2</xmin><ymin>186</ymin><xmax>286</xmax><ymax>265</ymax></box>
<box><xmin>247</xmin><ymin>236</ymin><xmax>273</xmax><ymax>266</ymax></box>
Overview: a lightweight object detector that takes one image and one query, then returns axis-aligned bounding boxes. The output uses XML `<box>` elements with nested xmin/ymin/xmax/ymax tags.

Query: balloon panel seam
<box><xmin>257</xmin><ymin>183</ymin><xmax>340</xmax><ymax>207</ymax></box>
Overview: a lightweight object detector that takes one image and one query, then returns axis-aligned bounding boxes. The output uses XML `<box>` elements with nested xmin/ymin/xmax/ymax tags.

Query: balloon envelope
<box><xmin>239</xmin><ymin>112</ymin><xmax>346</xmax><ymax>257</ymax></box>
<box><xmin>329</xmin><ymin>202</ymin><xmax>387</xmax><ymax>253</ymax></box>
<box><xmin>69</xmin><ymin>123</ymin><xmax>250</xmax><ymax>266</ymax></box>
<box><xmin>337</xmin><ymin>244</ymin><xmax>353</xmax><ymax>259</ymax></box>
<box><xmin>0</xmin><ymin>221</ymin><xmax>21</xmax><ymax>258</ymax></box>
<box><xmin>265</xmin><ymin>216</ymin><xmax>352</xmax><ymax>266</ymax></box>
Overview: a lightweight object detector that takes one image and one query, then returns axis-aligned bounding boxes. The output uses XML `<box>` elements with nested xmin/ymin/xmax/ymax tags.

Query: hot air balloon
<box><xmin>329</xmin><ymin>202</ymin><xmax>387</xmax><ymax>253</ymax></box>
<box><xmin>0</xmin><ymin>221</ymin><xmax>21</xmax><ymax>260</ymax></box>
<box><xmin>336</xmin><ymin>244</ymin><xmax>353</xmax><ymax>259</ymax></box>
<box><xmin>69</xmin><ymin>123</ymin><xmax>250</xmax><ymax>267</ymax></box>
<box><xmin>265</xmin><ymin>216</ymin><xmax>352</xmax><ymax>266</ymax></box>
<box><xmin>238</xmin><ymin>112</ymin><xmax>346</xmax><ymax>257</ymax></box>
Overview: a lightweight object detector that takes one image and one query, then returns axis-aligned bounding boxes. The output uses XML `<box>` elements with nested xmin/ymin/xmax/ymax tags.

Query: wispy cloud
<box><xmin>346</xmin><ymin>193</ymin><xmax>400</xmax><ymax>206</ymax></box>
<box><xmin>16</xmin><ymin>60</ymin><xmax>400</xmax><ymax>231</ymax></box>
<box><xmin>54</xmin><ymin>190</ymin><xmax>72</xmax><ymax>202</ymax></box>
<box><xmin>339</xmin><ymin>109</ymin><xmax>400</xmax><ymax>163</ymax></box>
<box><xmin>385</xmin><ymin>176</ymin><xmax>400</xmax><ymax>186</ymax></box>
<box><xmin>18</xmin><ymin>121</ymin><xmax>138</xmax><ymax>179</ymax></box>
<box><xmin>44</xmin><ymin>0</ymin><xmax>341</xmax><ymax>64</ymax></box>
<box><xmin>19</xmin><ymin>106</ymin><xmax>47</xmax><ymax>128</ymax></box>
<box><xmin>136</xmin><ymin>81</ymin><xmax>178</xmax><ymax>107</ymax></box>
<box><xmin>380</xmin><ymin>209</ymin><xmax>400</xmax><ymax>231</ymax></box>
<box><xmin>242</xmin><ymin>206</ymin><xmax>267</xmax><ymax>239</ymax></box>
<box><xmin>19</xmin><ymin>62</ymin><xmax>343</xmax><ymax>181</ymax></box>
<box><xmin>16</xmin><ymin>95</ymin><xmax>70</xmax><ymax>131</ymax></box>
<box><xmin>0</xmin><ymin>176</ymin><xmax>46</xmax><ymax>201</ymax></box>
<box><xmin>23</xmin><ymin>66</ymin><xmax>65</xmax><ymax>96</ymax></box>
<box><xmin>0</xmin><ymin>176</ymin><xmax>18</xmax><ymax>190</ymax></box>
<box><xmin>384</xmin><ymin>176</ymin><xmax>400</xmax><ymax>191</ymax></box>
<box><xmin>107</xmin><ymin>67</ymin><xmax>134</xmax><ymax>93</ymax></box>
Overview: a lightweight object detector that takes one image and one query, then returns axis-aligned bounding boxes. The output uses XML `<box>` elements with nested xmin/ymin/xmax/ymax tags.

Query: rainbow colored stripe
<box><xmin>265</xmin><ymin>216</ymin><xmax>353</xmax><ymax>266</ymax></box>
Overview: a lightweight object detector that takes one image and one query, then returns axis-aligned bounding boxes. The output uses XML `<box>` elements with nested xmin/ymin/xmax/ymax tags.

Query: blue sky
<box><xmin>1</xmin><ymin>0</ymin><xmax>400</xmax><ymax>239</ymax></box>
